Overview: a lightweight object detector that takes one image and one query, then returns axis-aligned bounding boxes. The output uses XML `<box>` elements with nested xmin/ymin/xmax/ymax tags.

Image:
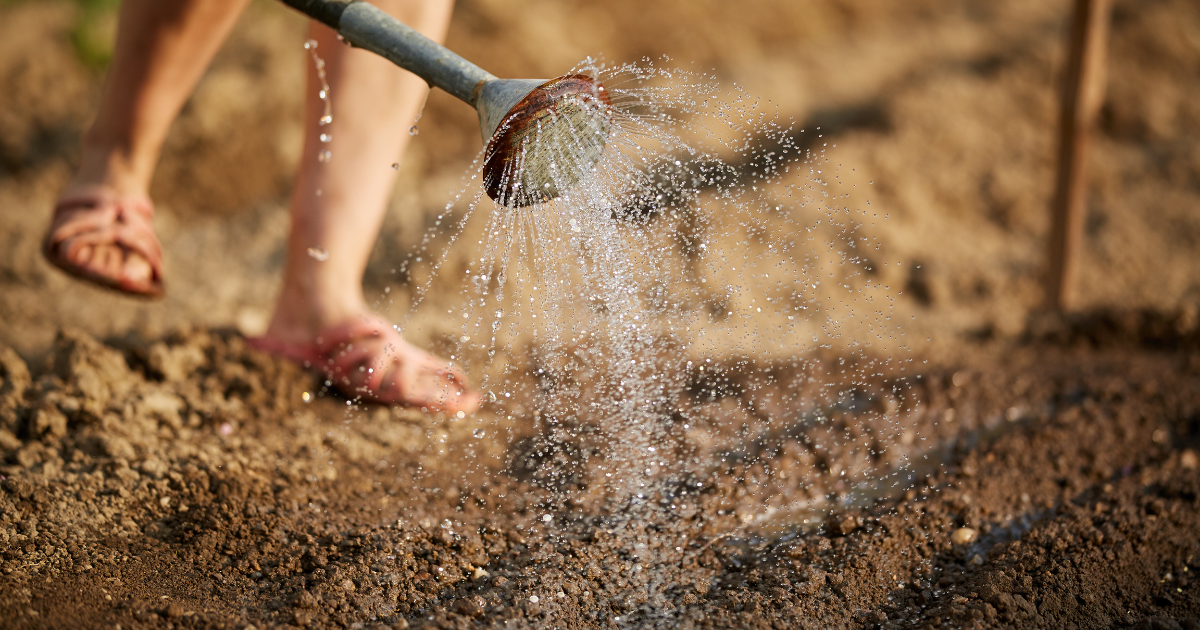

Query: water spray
<box><xmin>280</xmin><ymin>0</ymin><xmax>613</xmax><ymax>207</ymax></box>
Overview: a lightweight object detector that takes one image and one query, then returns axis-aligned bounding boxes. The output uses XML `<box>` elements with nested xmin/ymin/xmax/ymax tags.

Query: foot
<box><xmin>42</xmin><ymin>186</ymin><xmax>165</xmax><ymax>298</ymax></box>
<box><xmin>250</xmin><ymin>313</ymin><xmax>481</xmax><ymax>413</ymax></box>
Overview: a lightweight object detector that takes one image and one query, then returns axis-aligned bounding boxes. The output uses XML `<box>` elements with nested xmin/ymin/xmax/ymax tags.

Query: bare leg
<box><xmin>262</xmin><ymin>0</ymin><xmax>480</xmax><ymax>412</ymax></box>
<box><xmin>49</xmin><ymin>0</ymin><xmax>250</xmax><ymax>288</ymax></box>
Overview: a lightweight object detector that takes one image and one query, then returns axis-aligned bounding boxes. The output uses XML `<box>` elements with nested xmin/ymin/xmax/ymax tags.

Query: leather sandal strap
<box><xmin>316</xmin><ymin>316</ymin><xmax>397</xmax><ymax>396</ymax></box>
<box><xmin>44</xmin><ymin>191</ymin><xmax>165</xmax><ymax>297</ymax></box>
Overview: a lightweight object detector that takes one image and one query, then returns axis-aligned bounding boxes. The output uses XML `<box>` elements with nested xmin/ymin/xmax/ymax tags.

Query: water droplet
<box><xmin>301</xmin><ymin>391</ymin><xmax>312</xmax><ymax>403</ymax></box>
<box><xmin>407</xmin><ymin>91</ymin><xmax>430</xmax><ymax>139</ymax></box>
<box><xmin>319</xmin><ymin>133</ymin><xmax>332</xmax><ymax>143</ymax></box>
<box><xmin>318</xmin><ymin>149</ymin><xmax>332</xmax><ymax>163</ymax></box>
<box><xmin>382</xmin><ymin>62</ymin><xmax>905</xmax><ymax>532</ymax></box>
<box><xmin>542</xmin><ymin>514</ymin><xmax>552</xmax><ymax>522</ymax></box>
<box><xmin>391</xmin><ymin>163</ymin><xmax>400</xmax><ymax>170</ymax></box>
<box><xmin>306</xmin><ymin>247</ymin><xmax>329</xmax><ymax>261</ymax></box>
<box><xmin>306</xmin><ymin>44</ymin><xmax>333</xmax><ymax>129</ymax></box>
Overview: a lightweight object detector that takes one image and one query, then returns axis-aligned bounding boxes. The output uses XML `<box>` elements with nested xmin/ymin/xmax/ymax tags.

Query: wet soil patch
<box><xmin>0</xmin><ymin>329</ymin><xmax>1197</xmax><ymax>629</ymax></box>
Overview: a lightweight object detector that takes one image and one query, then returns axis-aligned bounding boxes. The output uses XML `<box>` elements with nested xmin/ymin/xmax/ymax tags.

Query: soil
<box><xmin>0</xmin><ymin>326</ymin><xmax>1198</xmax><ymax>630</ymax></box>
<box><xmin>1</xmin><ymin>0</ymin><xmax>1200</xmax><ymax>629</ymax></box>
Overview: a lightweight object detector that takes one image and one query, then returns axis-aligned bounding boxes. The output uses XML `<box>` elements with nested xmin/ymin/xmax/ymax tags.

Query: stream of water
<box><xmin>386</xmin><ymin>58</ymin><xmax>914</xmax><ymax>626</ymax></box>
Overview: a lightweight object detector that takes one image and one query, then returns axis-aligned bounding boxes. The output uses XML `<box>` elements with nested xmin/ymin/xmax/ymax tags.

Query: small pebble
<box><xmin>951</xmin><ymin>527</ymin><xmax>978</xmax><ymax>545</ymax></box>
<box><xmin>828</xmin><ymin>513</ymin><xmax>858</xmax><ymax>535</ymax></box>
<box><xmin>472</xmin><ymin>566</ymin><xmax>489</xmax><ymax>580</ymax></box>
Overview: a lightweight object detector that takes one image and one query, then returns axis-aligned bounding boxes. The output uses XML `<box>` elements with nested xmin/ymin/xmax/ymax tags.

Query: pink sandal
<box><xmin>42</xmin><ymin>188</ymin><xmax>165</xmax><ymax>298</ymax></box>
<box><xmin>248</xmin><ymin>315</ymin><xmax>481</xmax><ymax>412</ymax></box>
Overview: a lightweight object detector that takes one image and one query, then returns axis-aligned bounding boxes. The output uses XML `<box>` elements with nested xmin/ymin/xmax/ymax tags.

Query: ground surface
<box><xmin>0</xmin><ymin>328</ymin><xmax>1198</xmax><ymax>630</ymax></box>
<box><xmin>1</xmin><ymin>0</ymin><xmax>1200</xmax><ymax>628</ymax></box>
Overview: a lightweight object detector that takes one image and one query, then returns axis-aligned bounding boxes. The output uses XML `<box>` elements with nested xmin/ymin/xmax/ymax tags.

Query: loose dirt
<box><xmin>0</xmin><ymin>326</ymin><xmax>1198</xmax><ymax>629</ymax></box>
<box><xmin>1</xmin><ymin>0</ymin><xmax>1199</xmax><ymax>628</ymax></box>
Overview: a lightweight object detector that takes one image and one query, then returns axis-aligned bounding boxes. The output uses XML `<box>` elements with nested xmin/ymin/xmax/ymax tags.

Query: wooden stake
<box><xmin>1046</xmin><ymin>0</ymin><xmax>1112</xmax><ymax>311</ymax></box>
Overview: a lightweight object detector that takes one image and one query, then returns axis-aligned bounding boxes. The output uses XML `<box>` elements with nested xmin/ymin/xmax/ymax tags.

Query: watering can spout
<box><xmin>475</xmin><ymin>79</ymin><xmax>545</xmax><ymax>142</ymax></box>
<box><xmin>279</xmin><ymin>0</ymin><xmax>613</xmax><ymax>207</ymax></box>
<box><xmin>477</xmin><ymin>76</ymin><xmax>612</xmax><ymax>206</ymax></box>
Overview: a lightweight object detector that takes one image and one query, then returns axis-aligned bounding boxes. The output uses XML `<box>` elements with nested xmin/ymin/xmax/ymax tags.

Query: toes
<box><xmin>65</xmin><ymin>241</ymin><xmax>94</xmax><ymax>267</ymax></box>
<box><xmin>402</xmin><ymin>358</ymin><xmax>480</xmax><ymax>413</ymax></box>
<box><xmin>59</xmin><ymin>236</ymin><xmax>153</xmax><ymax>288</ymax></box>
<box><xmin>312</xmin><ymin>320</ymin><xmax>480</xmax><ymax>411</ymax></box>
<box><xmin>440</xmin><ymin>362</ymin><xmax>471</xmax><ymax>385</ymax></box>
<box><xmin>438</xmin><ymin>371</ymin><xmax>482</xmax><ymax>414</ymax></box>
<box><xmin>444</xmin><ymin>389</ymin><xmax>483</xmax><ymax>414</ymax></box>
<box><xmin>122</xmin><ymin>250</ymin><xmax>152</xmax><ymax>284</ymax></box>
<box><xmin>98</xmin><ymin>246</ymin><xmax>127</xmax><ymax>282</ymax></box>
<box><xmin>106</xmin><ymin>245</ymin><xmax>126</xmax><ymax>277</ymax></box>
<box><xmin>67</xmin><ymin>243</ymin><xmax>114</xmax><ymax>279</ymax></box>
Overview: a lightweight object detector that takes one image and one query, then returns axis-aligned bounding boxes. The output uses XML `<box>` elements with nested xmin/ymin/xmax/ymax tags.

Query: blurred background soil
<box><xmin>0</xmin><ymin>0</ymin><xmax>1197</xmax><ymax>358</ymax></box>
<box><xmin>1</xmin><ymin>0</ymin><xmax>1199</xmax><ymax>628</ymax></box>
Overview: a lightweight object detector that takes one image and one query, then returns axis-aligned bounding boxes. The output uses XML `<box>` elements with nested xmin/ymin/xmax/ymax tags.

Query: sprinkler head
<box><xmin>476</xmin><ymin>75</ymin><xmax>613</xmax><ymax>207</ymax></box>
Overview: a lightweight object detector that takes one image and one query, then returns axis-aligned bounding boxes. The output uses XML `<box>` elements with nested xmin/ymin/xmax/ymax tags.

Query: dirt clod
<box><xmin>952</xmin><ymin>527</ymin><xmax>979</xmax><ymax>545</ymax></box>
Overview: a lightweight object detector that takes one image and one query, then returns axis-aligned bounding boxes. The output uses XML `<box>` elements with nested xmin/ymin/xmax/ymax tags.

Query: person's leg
<box><xmin>46</xmin><ymin>0</ymin><xmax>250</xmax><ymax>292</ymax></box>
<box><xmin>261</xmin><ymin>0</ymin><xmax>479</xmax><ymax>412</ymax></box>
<box><xmin>71</xmin><ymin>0</ymin><xmax>251</xmax><ymax>199</ymax></box>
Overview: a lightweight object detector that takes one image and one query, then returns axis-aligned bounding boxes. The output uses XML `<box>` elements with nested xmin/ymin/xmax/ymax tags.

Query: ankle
<box><xmin>265</xmin><ymin>276</ymin><xmax>367</xmax><ymax>341</ymax></box>
<box><xmin>67</xmin><ymin>134</ymin><xmax>154</xmax><ymax>199</ymax></box>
